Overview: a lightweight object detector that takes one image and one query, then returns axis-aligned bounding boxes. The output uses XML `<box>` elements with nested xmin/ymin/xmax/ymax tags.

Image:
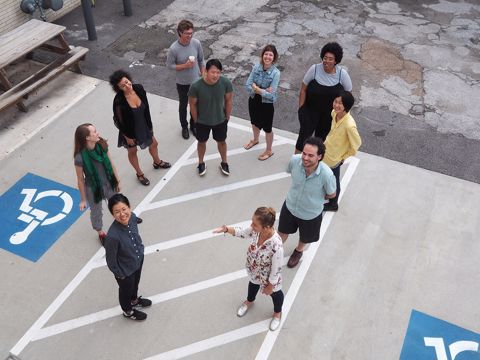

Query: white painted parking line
<box><xmin>33</xmin><ymin>256</ymin><xmax>294</xmax><ymax>341</ymax></box>
<box><xmin>10</xmin><ymin>247</ymin><xmax>105</xmax><ymax>355</ymax></box>
<box><xmin>10</xmin><ymin>138</ymin><xmax>199</xmax><ymax>356</ymax></box>
<box><xmin>144</xmin><ymin>321</ymin><xmax>270</xmax><ymax>360</ymax></box>
<box><xmin>10</xmin><ymin>116</ymin><xmax>359</xmax><ymax>360</ymax></box>
<box><xmin>140</xmin><ymin>157</ymin><xmax>360</xmax><ymax>360</ymax></box>
<box><xmin>91</xmin><ymin>220</ymin><xmax>252</xmax><ymax>269</ymax></box>
<box><xmin>255</xmin><ymin>157</ymin><xmax>360</xmax><ymax>360</ymax></box>
<box><xmin>135</xmin><ymin>141</ymin><xmax>199</xmax><ymax>216</ymax></box>
<box><xmin>181</xmin><ymin>138</ymin><xmax>291</xmax><ymax>166</ymax></box>
<box><xmin>143</xmin><ymin>172</ymin><xmax>290</xmax><ymax>212</ymax></box>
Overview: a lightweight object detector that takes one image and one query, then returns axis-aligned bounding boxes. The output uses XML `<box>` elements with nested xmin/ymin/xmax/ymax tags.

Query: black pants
<box><xmin>115</xmin><ymin>261</ymin><xmax>143</xmax><ymax>313</ymax></box>
<box><xmin>176</xmin><ymin>83</ymin><xmax>194</xmax><ymax>130</ymax></box>
<box><xmin>247</xmin><ymin>281</ymin><xmax>284</xmax><ymax>313</ymax></box>
<box><xmin>329</xmin><ymin>163</ymin><xmax>341</xmax><ymax>205</ymax></box>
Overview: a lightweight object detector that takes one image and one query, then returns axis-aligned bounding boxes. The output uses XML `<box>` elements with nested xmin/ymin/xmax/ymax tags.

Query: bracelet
<box><xmin>224</xmin><ymin>226</ymin><xmax>228</xmax><ymax>233</ymax></box>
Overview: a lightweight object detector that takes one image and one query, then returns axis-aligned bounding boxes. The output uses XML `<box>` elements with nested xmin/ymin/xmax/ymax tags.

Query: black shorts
<box><xmin>248</xmin><ymin>94</ymin><xmax>274</xmax><ymax>133</ymax></box>
<box><xmin>278</xmin><ymin>201</ymin><xmax>323</xmax><ymax>243</ymax></box>
<box><xmin>196</xmin><ymin>120</ymin><xmax>228</xmax><ymax>142</ymax></box>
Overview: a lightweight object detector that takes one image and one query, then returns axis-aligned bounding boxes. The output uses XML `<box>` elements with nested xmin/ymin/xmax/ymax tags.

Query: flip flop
<box><xmin>258</xmin><ymin>152</ymin><xmax>274</xmax><ymax>161</ymax></box>
<box><xmin>243</xmin><ymin>140</ymin><xmax>259</xmax><ymax>150</ymax></box>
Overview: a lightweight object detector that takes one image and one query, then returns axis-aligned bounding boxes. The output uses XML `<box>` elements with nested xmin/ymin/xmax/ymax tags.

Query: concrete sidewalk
<box><xmin>1</xmin><ymin>74</ymin><xmax>479</xmax><ymax>359</ymax></box>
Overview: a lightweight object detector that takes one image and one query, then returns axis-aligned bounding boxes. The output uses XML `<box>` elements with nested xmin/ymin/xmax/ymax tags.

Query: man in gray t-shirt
<box><xmin>166</xmin><ymin>20</ymin><xmax>205</xmax><ymax>140</ymax></box>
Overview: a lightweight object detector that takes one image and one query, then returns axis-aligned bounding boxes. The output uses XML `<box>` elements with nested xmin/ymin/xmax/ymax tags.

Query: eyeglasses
<box><xmin>323</xmin><ymin>56</ymin><xmax>335</xmax><ymax>62</ymax></box>
<box><xmin>182</xmin><ymin>31</ymin><xmax>194</xmax><ymax>36</ymax></box>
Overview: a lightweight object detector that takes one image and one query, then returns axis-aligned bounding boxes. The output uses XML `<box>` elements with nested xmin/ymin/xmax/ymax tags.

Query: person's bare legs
<box><xmin>265</xmin><ymin>131</ymin><xmax>273</xmax><ymax>153</ymax></box>
<box><xmin>259</xmin><ymin>131</ymin><xmax>274</xmax><ymax>159</ymax></box>
<box><xmin>244</xmin><ymin>125</ymin><xmax>260</xmax><ymax>149</ymax></box>
<box><xmin>295</xmin><ymin>241</ymin><xmax>307</xmax><ymax>252</ymax></box>
<box><xmin>148</xmin><ymin>136</ymin><xmax>162</xmax><ymax>164</ymax></box>
<box><xmin>197</xmin><ymin>141</ymin><xmax>207</xmax><ymax>164</ymax></box>
<box><xmin>127</xmin><ymin>147</ymin><xmax>143</xmax><ymax>175</ymax></box>
<box><xmin>217</xmin><ymin>141</ymin><xmax>227</xmax><ymax>163</ymax></box>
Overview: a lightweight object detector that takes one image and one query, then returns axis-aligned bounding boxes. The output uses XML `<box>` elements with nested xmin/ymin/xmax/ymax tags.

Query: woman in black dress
<box><xmin>295</xmin><ymin>42</ymin><xmax>352</xmax><ymax>153</ymax></box>
<box><xmin>109</xmin><ymin>70</ymin><xmax>171</xmax><ymax>186</ymax></box>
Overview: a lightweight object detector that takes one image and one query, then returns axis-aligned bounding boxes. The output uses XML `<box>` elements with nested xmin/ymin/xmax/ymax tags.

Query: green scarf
<box><xmin>81</xmin><ymin>143</ymin><xmax>118</xmax><ymax>203</ymax></box>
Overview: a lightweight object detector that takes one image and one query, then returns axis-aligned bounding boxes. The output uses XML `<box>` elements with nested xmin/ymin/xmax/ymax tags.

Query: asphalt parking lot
<box><xmin>1</xmin><ymin>1</ymin><xmax>480</xmax><ymax>359</ymax></box>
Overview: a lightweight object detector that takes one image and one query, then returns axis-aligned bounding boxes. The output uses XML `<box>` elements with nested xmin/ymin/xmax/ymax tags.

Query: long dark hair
<box><xmin>73</xmin><ymin>123</ymin><xmax>107</xmax><ymax>157</ymax></box>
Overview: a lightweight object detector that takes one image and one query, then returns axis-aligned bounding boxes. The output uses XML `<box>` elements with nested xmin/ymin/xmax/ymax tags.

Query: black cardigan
<box><xmin>112</xmin><ymin>84</ymin><xmax>153</xmax><ymax>139</ymax></box>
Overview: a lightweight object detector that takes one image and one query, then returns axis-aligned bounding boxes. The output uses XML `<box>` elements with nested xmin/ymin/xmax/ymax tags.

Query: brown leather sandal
<box><xmin>153</xmin><ymin>160</ymin><xmax>171</xmax><ymax>169</ymax></box>
<box><xmin>136</xmin><ymin>173</ymin><xmax>150</xmax><ymax>186</ymax></box>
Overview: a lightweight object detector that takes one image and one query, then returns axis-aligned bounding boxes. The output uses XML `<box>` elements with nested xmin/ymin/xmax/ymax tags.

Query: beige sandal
<box><xmin>243</xmin><ymin>140</ymin><xmax>259</xmax><ymax>150</ymax></box>
<box><xmin>258</xmin><ymin>152</ymin><xmax>274</xmax><ymax>161</ymax></box>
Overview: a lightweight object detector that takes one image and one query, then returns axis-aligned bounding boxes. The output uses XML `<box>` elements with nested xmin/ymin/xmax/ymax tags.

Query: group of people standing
<box><xmin>71</xmin><ymin>18</ymin><xmax>362</xmax><ymax>328</ymax></box>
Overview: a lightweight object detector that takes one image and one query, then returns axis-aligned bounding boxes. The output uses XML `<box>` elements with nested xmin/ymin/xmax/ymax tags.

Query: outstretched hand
<box><xmin>213</xmin><ymin>225</ymin><xmax>227</xmax><ymax>234</ymax></box>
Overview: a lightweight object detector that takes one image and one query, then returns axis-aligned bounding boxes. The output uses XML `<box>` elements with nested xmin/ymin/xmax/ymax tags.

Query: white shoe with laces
<box><xmin>237</xmin><ymin>303</ymin><xmax>249</xmax><ymax>317</ymax></box>
<box><xmin>269</xmin><ymin>315</ymin><xmax>281</xmax><ymax>331</ymax></box>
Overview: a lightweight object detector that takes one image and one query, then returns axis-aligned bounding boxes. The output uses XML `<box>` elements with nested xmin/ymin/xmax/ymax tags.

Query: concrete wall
<box><xmin>0</xmin><ymin>0</ymin><xmax>80</xmax><ymax>35</ymax></box>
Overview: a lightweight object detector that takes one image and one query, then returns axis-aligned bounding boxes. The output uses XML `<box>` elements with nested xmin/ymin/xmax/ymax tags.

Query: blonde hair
<box><xmin>254</xmin><ymin>207</ymin><xmax>276</xmax><ymax>228</ymax></box>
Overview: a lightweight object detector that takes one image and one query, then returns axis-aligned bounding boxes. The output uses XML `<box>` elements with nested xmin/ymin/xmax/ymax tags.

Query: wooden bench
<box><xmin>0</xmin><ymin>19</ymin><xmax>89</xmax><ymax>112</ymax></box>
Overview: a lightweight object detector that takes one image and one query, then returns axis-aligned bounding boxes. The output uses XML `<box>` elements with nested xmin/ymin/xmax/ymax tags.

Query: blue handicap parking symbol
<box><xmin>0</xmin><ymin>173</ymin><xmax>82</xmax><ymax>262</ymax></box>
<box><xmin>400</xmin><ymin>309</ymin><xmax>480</xmax><ymax>360</ymax></box>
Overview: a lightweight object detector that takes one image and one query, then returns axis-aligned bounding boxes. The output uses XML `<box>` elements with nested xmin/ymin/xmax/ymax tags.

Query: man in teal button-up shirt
<box><xmin>278</xmin><ymin>137</ymin><xmax>336</xmax><ymax>268</ymax></box>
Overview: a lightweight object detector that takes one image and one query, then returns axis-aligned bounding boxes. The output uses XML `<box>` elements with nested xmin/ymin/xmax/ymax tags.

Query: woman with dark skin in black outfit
<box><xmin>295</xmin><ymin>42</ymin><xmax>353</xmax><ymax>153</ymax></box>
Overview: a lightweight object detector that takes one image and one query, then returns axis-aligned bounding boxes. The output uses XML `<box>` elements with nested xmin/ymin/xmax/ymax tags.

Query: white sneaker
<box><xmin>237</xmin><ymin>303</ymin><xmax>249</xmax><ymax>317</ymax></box>
<box><xmin>269</xmin><ymin>315</ymin><xmax>281</xmax><ymax>331</ymax></box>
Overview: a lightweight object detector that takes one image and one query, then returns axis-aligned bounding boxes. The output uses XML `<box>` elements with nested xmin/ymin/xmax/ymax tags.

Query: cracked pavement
<box><xmin>57</xmin><ymin>0</ymin><xmax>480</xmax><ymax>182</ymax></box>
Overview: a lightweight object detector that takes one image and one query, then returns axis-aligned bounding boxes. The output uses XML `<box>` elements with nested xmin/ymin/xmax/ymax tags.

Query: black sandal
<box><xmin>153</xmin><ymin>160</ymin><xmax>171</xmax><ymax>169</ymax></box>
<box><xmin>136</xmin><ymin>173</ymin><xmax>150</xmax><ymax>186</ymax></box>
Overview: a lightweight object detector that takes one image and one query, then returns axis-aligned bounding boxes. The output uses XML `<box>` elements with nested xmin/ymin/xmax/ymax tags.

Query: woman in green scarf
<box><xmin>74</xmin><ymin>123</ymin><xmax>121</xmax><ymax>243</ymax></box>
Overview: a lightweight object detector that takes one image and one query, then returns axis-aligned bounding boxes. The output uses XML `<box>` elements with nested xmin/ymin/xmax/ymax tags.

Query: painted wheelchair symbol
<box><xmin>9</xmin><ymin>188</ymin><xmax>73</xmax><ymax>245</ymax></box>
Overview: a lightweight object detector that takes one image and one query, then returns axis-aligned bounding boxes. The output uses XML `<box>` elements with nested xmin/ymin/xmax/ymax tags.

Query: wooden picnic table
<box><xmin>0</xmin><ymin>19</ymin><xmax>89</xmax><ymax>112</ymax></box>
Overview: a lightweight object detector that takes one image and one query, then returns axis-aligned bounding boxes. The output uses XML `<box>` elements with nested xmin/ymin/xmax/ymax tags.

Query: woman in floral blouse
<box><xmin>214</xmin><ymin>207</ymin><xmax>284</xmax><ymax>331</ymax></box>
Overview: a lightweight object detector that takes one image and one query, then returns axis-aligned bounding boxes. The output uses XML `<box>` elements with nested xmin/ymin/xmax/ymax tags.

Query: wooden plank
<box><xmin>39</xmin><ymin>43</ymin><xmax>69</xmax><ymax>55</ymax></box>
<box><xmin>0</xmin><ymin>68</ymin><xmax>28</xmax><ymax>111</ymax></box>
<box><xmin>0</xmin><ymin>47</ymin><xmax>89</xmax><ymax>112</ymax></box>
<box><xmin>0</xmin><ymin>20</ymin><xmax>66</xmax><ymax>68</ymax></box>
<box><xmin>38</xmin><ymin>33</ymin><xmax>71</xmax><ymax>54</ymax></box>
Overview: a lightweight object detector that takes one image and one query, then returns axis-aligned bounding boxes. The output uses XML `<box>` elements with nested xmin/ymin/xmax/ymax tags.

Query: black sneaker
<box><xmin>123</xmin><ymin>309</ymin><xmax>147</xmax><ymax>321</ymax></box>
<box><xmin>219</xmin><ymin>162</ymin><xmax>230</xmax><ymax>176</ymax></box>
<box><xmin>131</xmin><ymin>296</ymin><xmax>152</xmax><ymax>308</ymax></box>
<box><xmin>323</xmin><ymin>202</ymin><xmax>339</xmax><ymax>212</ymax></box>
<box><xmin>182</xmin><ymin>127</ymin><xmax>190</xmax><ymax>139</ymax></box>
<box><xmin>197</xmin><ymin>162</ymin><xmax>206</xmax><ymax>176</ymax></box>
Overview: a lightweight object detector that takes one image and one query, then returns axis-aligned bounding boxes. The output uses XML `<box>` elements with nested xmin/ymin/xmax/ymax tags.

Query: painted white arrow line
<box><xmin>143</xmin><ymin>172</ymin><xmax>290</xmax><ymax>212</ymax></box>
